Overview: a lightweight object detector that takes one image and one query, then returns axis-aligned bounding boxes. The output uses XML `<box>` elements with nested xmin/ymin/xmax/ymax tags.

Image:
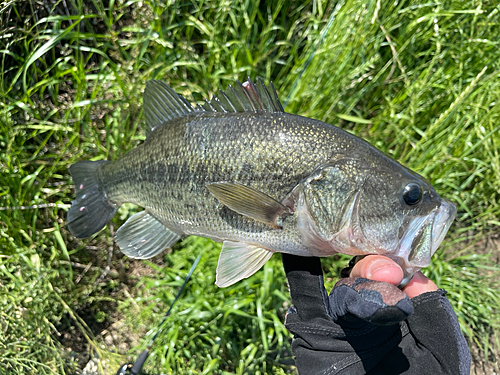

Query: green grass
<box><xmin>1</xmin><ymin>0</ymin><xmax>499</xmax><ymax>373</ymax></box>
<box><xmin>121</xmin><ymin>237</ymin><xmax>294</xmax><ymax>374</ymax></box>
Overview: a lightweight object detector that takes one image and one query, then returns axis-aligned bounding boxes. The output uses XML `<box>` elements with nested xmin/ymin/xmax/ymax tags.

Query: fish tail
<box><xmin>67</xmin><ymin>160</ymin><xmax>117</xmax><ymax>238</ymax></box>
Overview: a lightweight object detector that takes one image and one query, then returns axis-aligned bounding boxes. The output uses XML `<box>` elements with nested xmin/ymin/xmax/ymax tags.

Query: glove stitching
<box><xmin>322</xmin><ymin>322</ymin><xmax>410</xmax><ymax>375</ymax></box>
<box><xmin>321</xmin><ymin>353</ymin><xmax>361</xmax><ymax>375</ymax></box>
<box><xmin>285</xmin><ymin>322</ymin><xmax>379</xmax><ymax>337</ymax></box>
<box><xmin>400</xmin><ymin>320</ymin><xmax>409</xmax><ymax>336</ymax></box>
<box><xmin>284</xmin><ymin>323</ymin><xmax>345</xmax><ymax>336</ymax></box>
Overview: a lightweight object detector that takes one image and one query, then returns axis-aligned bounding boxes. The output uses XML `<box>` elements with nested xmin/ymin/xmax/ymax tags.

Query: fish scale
<box><xmin>67</xmin><ymin>78</ymin><xmax>456</xmax><ymax>287</ymax></box>
<box><xmin>100</xmin><ymin>112</ymin><xmax>344</xmax><ymax>248</ymax></box>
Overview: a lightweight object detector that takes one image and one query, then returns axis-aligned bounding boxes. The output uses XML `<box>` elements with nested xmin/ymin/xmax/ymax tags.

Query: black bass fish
<box><xmin>67</xmin><ymin>78</ymin><xmax>456</xmax><ymax>287</ymax></box>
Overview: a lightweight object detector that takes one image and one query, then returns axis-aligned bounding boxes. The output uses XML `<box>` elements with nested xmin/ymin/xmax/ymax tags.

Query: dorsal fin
<box><xmin>143</xmin><ymin>77</ymin><xmax>284</xmax><ymax>136</ymax></box>
<box><xmin>201</xmin><ymin>77</ymin><xmax>284</xmax><ymax>113</ymax></box>
<box><xmin>143</xmin><ymin>80</ymin><xmax>200</xmax><ymax>136</ymax></box>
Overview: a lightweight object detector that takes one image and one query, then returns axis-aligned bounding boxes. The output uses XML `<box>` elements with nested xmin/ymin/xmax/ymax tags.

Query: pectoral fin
<box><xmin>216</xmin><ymin>241</ymin><xmax>274</xmax><ymax>287</ymax></box>
<box><xmin>207</xmin><ymin>182</ymin><xmax>292</xmax><ymax>228</ymax></box>
<box><xmin>115</xmin><ymin>210</ymin><xmax>181</xmax><ymax>259</ymax></box>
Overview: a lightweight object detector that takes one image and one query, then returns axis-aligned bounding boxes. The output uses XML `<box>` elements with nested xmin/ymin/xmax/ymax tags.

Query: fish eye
<box><xmin>403</xmin><ymin>183</ymin><xmax>423</xmax><ymax>206</ymax></box>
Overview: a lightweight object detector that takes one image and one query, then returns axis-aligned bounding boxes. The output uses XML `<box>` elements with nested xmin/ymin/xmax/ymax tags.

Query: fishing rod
<box><xmin>115</xmin><ymin>8</ymin><xmax>342</xmax><ymax>372</ymax></box>
<box><xmin>115</xmin><ymin>254</ymin><xmax>202</xmax><ymax>375</ymax></box>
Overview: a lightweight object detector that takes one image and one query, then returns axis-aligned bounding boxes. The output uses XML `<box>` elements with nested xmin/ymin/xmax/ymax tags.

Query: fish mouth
<box><xmin>394</xmin><ymin>199</ymin><xmax>456</xmax><ymax>276</ymax></box>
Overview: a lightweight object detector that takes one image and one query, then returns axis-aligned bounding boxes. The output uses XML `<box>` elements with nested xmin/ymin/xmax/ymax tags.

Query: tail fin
<box><xmin>67</xmin><ymin>160</ymin><xmax>117</xmax><ymax>238</ymax></box>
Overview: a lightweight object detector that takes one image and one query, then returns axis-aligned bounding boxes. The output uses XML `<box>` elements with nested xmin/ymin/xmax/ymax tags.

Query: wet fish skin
<box><xmin>99</xmin><ymin>111</ymin><xmax>368</xmax><ymax>240</ymax></box>
<box><xmin>68</xmin><ymin>78</ymin><xmax>456</xmax><ymax>287</ymax></box>
<box><xmin>96</xmin><ymin>111</ymin><xmax>355</xmax><ymax>259</ymax></box>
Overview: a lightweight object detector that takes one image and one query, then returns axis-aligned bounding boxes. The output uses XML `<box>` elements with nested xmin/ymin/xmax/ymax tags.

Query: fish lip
<box><xmin>431</xmin><ymin>199</ymin><xmax>457</xmax><ymax>253</ymax></box>
<box><xmin>395</xmin><ymin>199</ymin><xmax>456</xmax><ymax>274</ymax></box>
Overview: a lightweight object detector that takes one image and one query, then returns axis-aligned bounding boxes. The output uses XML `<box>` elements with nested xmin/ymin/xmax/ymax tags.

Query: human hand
<box><xmin>282</xmin><ymin>254</ymin><xmax>471</xmax><ymax>375</ymax></box>
<box><xmin>348</xmin><ymin>255</ymin><xmax>437</xmax><ymax>298</ymax></box>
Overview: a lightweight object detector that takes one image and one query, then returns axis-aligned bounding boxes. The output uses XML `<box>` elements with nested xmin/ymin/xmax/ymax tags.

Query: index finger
<box><xmin>281</xmin><ymin>253</ymin><xmax>331</xmax><ymax>322</ymax></box>
<box><xmin>350</xmin><ymin>255</ymin><xmax>438</xmax><ymax>298</ymax></box>
<box><xmin>401</xmin><ymin>271</ymin><xmax>438</xmax><ymax>298</ymax></box>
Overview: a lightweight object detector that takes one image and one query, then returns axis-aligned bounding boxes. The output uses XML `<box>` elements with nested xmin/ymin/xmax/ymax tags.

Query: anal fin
<box><xmin>216</xmin><ymin>241</ymin><xmax>274</xmax><ymax>287</ymax></box>
<box><xmin>115</xmin><ymin>210</ymin><xmax>181</xmax><ymax>259</ymax></box>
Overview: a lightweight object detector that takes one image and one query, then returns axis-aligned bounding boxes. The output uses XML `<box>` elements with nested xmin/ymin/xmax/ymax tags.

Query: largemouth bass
<box><xmin>68</xmin><ymin>78</ymin><xmax>456</xmax><ymax>287</ymax></box>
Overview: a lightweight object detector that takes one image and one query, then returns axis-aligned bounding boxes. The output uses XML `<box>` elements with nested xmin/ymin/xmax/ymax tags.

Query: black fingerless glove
<box><xmin>282</xmin><ymin>254</ymin><xmax>471</xmax><ymax>375</ymax></box>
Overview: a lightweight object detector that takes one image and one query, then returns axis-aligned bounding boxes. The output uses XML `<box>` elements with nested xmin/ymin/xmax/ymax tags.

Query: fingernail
<box><xmin>366</xmin><ymin>259</ymin><xmax>398</xmax><ymax>279</ymax></box>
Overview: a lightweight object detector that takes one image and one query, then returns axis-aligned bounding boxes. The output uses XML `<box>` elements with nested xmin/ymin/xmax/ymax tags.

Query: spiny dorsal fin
<box><xmin>143</xmin><ymin>78</ymin><xmax>284</xmax><ymax>136</ymax></box>
<box><xmin>202</xmin><ymin>77</ymin><xmax>284</xmax><ymax>113</ymax></box>
<box><xmin>144</xmin><ymin>80</ymin><xmax>201</xmax><ymax>136</ymax></box>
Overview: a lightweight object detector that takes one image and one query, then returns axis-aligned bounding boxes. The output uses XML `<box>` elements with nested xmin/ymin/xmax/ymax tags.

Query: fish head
<box><xmin>356</xmin><ymin>167</ymin><xmax>457</xmax><ymax>279</ymax></box>
<box><xmin>296</xmin><ymin>159</ymin><xmax>456</xmax><ymax>281</ymax></box>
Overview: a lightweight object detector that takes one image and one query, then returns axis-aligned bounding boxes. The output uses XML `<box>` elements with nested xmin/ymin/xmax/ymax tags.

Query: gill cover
<box><xmin>295</xmin><ymin>162</ymin><xmax>367</xmax><ymax>256</ymax></box>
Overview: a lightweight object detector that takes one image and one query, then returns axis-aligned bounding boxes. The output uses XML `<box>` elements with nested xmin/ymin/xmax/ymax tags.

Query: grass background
<box><xmin>1</xmin><ymin>0</ymin><xmax>499</xmax><ymax>373</ymax></box>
